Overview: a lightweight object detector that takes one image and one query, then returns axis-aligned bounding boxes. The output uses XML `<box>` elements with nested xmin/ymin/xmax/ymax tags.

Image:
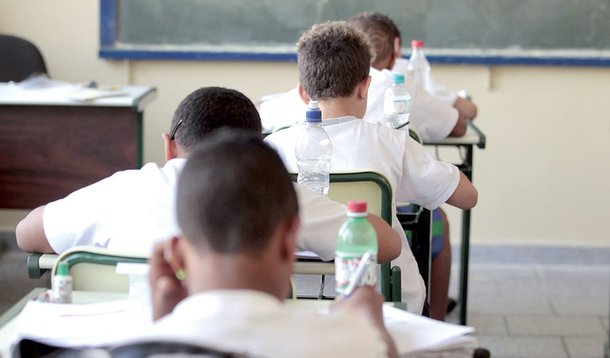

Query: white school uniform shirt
<box><xmin>138</xmin><ymin>290</ymin><xmax>387</xmax><ymax>358</ymax></box>
<box><xmin>43</xmin><ymin>159</ymin><xmax>185</xmax><ymax>254</ymax></box>
<box><xmin>365</xmin><ymin>66</ymin><xmax>459</xmax><ymax>143</ymax></box>
<box><xmin>259</xmin><ymin>88</ymin><xmax>306</xmax><ymax>133</ymax></box>
<box><xmin>43</xmin><ymin>158</ymin><xmax>350</xmax><ymax>258</ymax></box>
<box><xmin>265</xmin><ymin>117</ymin><xmax>461</xmax><ymax>313</ymax></box>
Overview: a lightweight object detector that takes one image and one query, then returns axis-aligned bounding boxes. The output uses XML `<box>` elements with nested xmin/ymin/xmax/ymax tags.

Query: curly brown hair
<box><xmin>297</xmin><ymin>21</ymin><xmax>373</xmax><ymax>100</ymax></box>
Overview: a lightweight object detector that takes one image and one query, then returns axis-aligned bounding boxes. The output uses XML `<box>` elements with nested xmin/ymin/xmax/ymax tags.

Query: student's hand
<box><xmin>149</xmin><ymin>239</ymin><xmax>188</xmax><ymax>321</ymax></box>
<box><xmin>331</xmin><ymin>285</ymin><xmax>385</xmax><ymax>327</ymax></box>
<box><xmin>331</xmin><ymin>286</ymin><xmax>399</xmax><ymax>358</ymax></box>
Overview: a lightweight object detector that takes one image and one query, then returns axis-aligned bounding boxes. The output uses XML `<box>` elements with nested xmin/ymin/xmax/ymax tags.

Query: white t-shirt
<box><xmin>259</xmin><ymin>88</ymin><xmax>306</xmax><ymax>133</ymax></box>
<box><xmin>43</xmin><ymin>159</ymin><xmax>349</xmax><ymax>257</ymax></box>
<box><xmin>365</xmin><ymin>66</ymin><xmax>458</xmax><ymax>143</ymax></box>
<box><xmin>138</xmin><ymin>290</ymin><xmax>388</xmax><ymax>358</ymax></box>
<box><xmin>44</xmin><ymin>159</ymin><xmax>185</xmax><ymax>254</ymax></box>
<box><xmin>265</xmin><ymin>117</ymin><xmax>460</xmax><ymax>312</ymax></box>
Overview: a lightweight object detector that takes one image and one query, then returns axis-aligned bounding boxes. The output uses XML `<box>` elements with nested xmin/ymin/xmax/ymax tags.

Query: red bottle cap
<box><xmin>347</xmin><ymin>200</ymin><xmax>367</xmax><ymax>213</ymax></box>
<box><xmin>411</xmin><ymin>40</ymin><xmax>425</xmax><ymax>48</ymax></box>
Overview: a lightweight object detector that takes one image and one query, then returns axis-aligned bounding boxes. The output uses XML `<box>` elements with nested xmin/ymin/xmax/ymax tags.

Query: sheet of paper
<box><xmin>13</xmin><ymin>299</ymin><xmax>151</xmax><ymax>348</ymax></box>
<box><xmin>382</xmin><ymin>305</ymin><xmax>476</xmax><ymax>354</ymax></box>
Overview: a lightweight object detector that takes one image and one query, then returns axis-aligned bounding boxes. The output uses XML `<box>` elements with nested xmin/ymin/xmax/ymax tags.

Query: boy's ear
<box><xmin>163</xmin><ymin>132</ymin><xmax>178</xmax><ymax>161</ymax></box>
<box><xmin>357</xmin><ymin>75</ymin><xmax>372</xmax><ymax>101</ymax></box>
<box><xmin>389</xmin><ymin>36</ymin><xmax>401</xmax><ymax>69</ymax></box>
<box><xmin>297</xmin><ymin>82</ymin><xmax>311</xmax><ymax>105</ymax></box>
<box><xmin>279</xmin><ymin>216</ymin><xmax>300</xmax><ymax>263</ymax></box>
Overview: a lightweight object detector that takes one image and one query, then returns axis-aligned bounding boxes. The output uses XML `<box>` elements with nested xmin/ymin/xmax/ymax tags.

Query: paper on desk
<box><xmin>12</xmin><ymin>299</ymin><xmax>151</xmax><ymax>348</ymax></box>
<box><xmin>382</xmin><ymin>305</ymin><xmax>477</xmax><ymax>355</ymax></box>
<box><xmin>66</xmin><ymin>88</ymin><xmax>128</xmax><ymax>102</ymax></box>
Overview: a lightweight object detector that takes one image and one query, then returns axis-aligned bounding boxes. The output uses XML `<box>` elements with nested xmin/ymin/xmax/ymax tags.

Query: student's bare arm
<box><xmin>454</xmin><ymin>97</ymin><xmax>477</xmax><ymax>120</ymax></box>
<box><xmin>449</xmin><ymin>112</ymin><xmax>468</xmax><ymax>137</ymax></box>
<box><xmin>15</xmin><ymin>205</ymin><xmax>55</xmax><ymax>253</ymax></box>
<box><xmin>368</xmin><ymin>213</ymin><xmax>402</xmax><ymax>262</ymax></box>
<box><xmin>445</xmin><ymin>171</ymin><xmax>478</xmax><ymax>210</ymax></box>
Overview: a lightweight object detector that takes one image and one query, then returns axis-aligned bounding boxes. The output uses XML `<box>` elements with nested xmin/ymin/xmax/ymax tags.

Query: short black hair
<box><xmin>169</xmin><ymin>87</ymin><xmax>262</xmax><ymax>152</ymax></box>
<box><xmin>177</xmin><ymin>130</ymin><xmax>299</xmax><ymax>253</ymax></box>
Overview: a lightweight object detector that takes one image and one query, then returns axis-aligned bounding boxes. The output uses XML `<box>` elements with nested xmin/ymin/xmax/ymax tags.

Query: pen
<box><xmin>343</xmin><ymin>251</ymin><xmax>374</xmax><ymax>298</ymax></box>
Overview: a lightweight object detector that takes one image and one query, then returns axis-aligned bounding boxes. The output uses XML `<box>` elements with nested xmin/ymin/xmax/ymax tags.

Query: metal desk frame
<box><xmin>424</xmin><ymin>122</ymin><xmax>486</xmax><ymax>325</ymax></box>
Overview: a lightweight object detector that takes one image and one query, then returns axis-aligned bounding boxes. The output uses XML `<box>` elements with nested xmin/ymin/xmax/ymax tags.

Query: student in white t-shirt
<box><xmin>140</xmin><ymin>131</ymin><xmax>397</xmax><ymax>358</ymax></box>
<box><xmin>348</xmin><ymin>12</ymin><xmax>478</xmax><ymax>140</ymax></box>
<box><xmin>15</xmin><ymin>86</ymin><xmax>400</xmax><ymax>264</ymax></box>
<box><xmin>265</xmin><ymin>21</ymin><xmax>478</xmax><ymax>315</ymax></box>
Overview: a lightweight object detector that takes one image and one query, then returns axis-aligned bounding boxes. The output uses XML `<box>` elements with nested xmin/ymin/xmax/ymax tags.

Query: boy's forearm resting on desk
<box><xmin>454</xmin><ymin>97</ymin><xmax>478</xmax><ymax>120</ymax></box>
<box><xmin>449</xmin><ymin>112</ymin><xmax>469</xmax><ymax>137</ymax></box>
<box><xmin>445</xmin><ymin>172</ymin><xmax>478</xmax><ymax>210</ymax></box>
<box><xmin>367</xmin><ymin>213</ymin><xmax>402</xmax><ymax>262</ymax></box>
<box><xmin>15</xmin><ymin>205</ymin><xmax>55</xmax><ymax>253</ymax></box>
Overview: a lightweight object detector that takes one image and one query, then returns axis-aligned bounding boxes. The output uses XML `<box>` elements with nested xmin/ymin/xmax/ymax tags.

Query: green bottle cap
<box><xmin>57</xmin><ymin>262</ymin><xmax>70</xmax><ymax>276</ymax></box>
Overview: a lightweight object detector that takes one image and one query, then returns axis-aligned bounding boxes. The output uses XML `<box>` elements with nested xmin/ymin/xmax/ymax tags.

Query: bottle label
<box><xmin>335</xmin><ymin>252</ymin><xmax>377</xmax><ymax>294</ymax></box>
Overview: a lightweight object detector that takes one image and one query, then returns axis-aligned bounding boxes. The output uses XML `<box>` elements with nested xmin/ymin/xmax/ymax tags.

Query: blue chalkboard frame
<box><xmin>99</xmin><ymin>0</ymin><xmax>610</xmax><ymax>67</ymax></box>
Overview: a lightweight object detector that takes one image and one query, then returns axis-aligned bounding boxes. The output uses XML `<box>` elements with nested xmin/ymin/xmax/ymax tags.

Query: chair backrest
<box><xmin>292</xmin><ymin>170</ymin><xmax>401</xmax><ymax>302</ymax></box>
<box><xmin>52</xmin><ymin>247</ymin><xmax>148</xmax><ymax>292</ymax></box>
<box><xmin>0</xmin><ymin>35</ymin><xmax>47</xmax><ymax>82</ymax></box>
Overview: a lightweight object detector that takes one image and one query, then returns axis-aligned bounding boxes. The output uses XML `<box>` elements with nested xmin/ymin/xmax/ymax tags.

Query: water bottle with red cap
<box><xmin>407</xmin><ymin>40</ymin><xmax>432</xmax><ymax>92</ymax></box>
<box><xmin>335</xmin><ymin>200</ymin><xmax>378</xmax><ymax>295</ymax></box>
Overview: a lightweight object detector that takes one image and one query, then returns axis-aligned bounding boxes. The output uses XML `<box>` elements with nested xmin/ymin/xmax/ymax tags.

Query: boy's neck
<box><xmin>318</xmin><ymin>96</ymin><xmax>365</xmax><ymax>120</ymax></box>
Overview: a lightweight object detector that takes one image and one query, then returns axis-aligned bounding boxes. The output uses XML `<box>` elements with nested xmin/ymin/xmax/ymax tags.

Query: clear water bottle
<box><xmin>335</xmin><ymin>200</ymin><xmax>378</xmax><ymax>295</ymax></box>
<box><xmin>407</xmin><ymin>40</ymin><xmax>432</xmax><ymax>92</ymax></box>
<box><xmin>295</xmin><ymin>100</ymin><xmax>332</xmax><ymax>196</ymax></box>
<box><xmin>383</xmin><ymin>73</ymin><xmax>411</xmax><ymax>129</ymax></box>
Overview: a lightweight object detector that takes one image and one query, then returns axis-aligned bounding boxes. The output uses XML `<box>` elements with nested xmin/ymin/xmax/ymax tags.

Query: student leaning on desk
<box><xmin>14</xmin><ymin>87</ymin><xmax>400</xmax><ymax>265</ymax></box>
<box><xmin>127</xmin><ymin>131</ymin><xmax>399</xmax><ymax>358</ymax></box>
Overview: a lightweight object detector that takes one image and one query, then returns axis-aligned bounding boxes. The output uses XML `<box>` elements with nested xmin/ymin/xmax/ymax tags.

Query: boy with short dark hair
<box><xmin>145</xmin><ymin>131</ymin><xmax>398</xmax><ymax>357</ymax></box>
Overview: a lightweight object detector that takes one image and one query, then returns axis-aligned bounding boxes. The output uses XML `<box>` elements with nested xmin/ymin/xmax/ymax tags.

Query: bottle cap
<box><xmin>305</xmin><ymin>100</ymin><xmax>322</xmax><ymax>122</ymax></box>
<box><xmin>391</xmin><ymin>73</ymin><xmax>405</xmax><ymax>85</ymax></box>
<box><xmin>347</xmin><ymin>200</ymin><xmax>367</xmax><ymax>213</ymax></box>
<box><xmin>411</xmin><ymin>40</ymin><xmax>425</xmax><ymax>48</ymax></box>
<box><xmin>57</xmin><ymin>262</ymin><xmax>69</xmax><ymax>276</ymax></box>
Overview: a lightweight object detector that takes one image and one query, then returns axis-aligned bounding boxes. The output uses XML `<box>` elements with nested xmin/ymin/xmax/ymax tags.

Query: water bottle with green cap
<box><xmin>52</xmin><ymin>262</ymin><xmax>73</xmax><ymax>303</ymax></box>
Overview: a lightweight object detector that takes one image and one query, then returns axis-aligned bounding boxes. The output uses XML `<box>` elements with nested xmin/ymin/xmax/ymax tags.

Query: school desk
<box><xmin>0</xmin><ymin>83</ymin><xmax>156</xmax><ymax>209</ymax></box>
<box><xmin>423</xmin><ymin>122</ymin><xmax>486</xmax><ymax>325</ymax></box>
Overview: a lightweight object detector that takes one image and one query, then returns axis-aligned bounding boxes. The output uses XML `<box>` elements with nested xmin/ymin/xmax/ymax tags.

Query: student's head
<box><xmin>348</xmin><ymin>12</ymin><xmax>401</xmax><ymax>70</ymax></box>
<box><xmin>165</xmin><ymin>87</ymin><xmax>262</xmax><ymax>158</ymax></box>
<box><xmin>175</xmin><ymin>130</ymin><xmax>299</xmax><ymax>297</ymax></box>
<box><xmin>297</xmin><ymin>21</ymin><xmax>373</xmax><ymax>102</ymax></box>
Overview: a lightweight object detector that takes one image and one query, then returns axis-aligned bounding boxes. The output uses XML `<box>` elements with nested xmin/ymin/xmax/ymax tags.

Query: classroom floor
<box><xmin>1</xmin><ymin>232</ymin><xmax>609</xmax><ymax>358</ymax></box>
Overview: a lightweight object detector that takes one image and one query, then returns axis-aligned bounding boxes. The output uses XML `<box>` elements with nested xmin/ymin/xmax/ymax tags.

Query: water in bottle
<box><xmin>383</xmin><ymin>73</ymin><xmax>411</xmax><ymax>129</ymax></box>
<box><xmin>335</xmin><ymin>200</ymin><xmax>378</xmax><ymax>295</ymax></box>
<box><xmin>295</xmin><ymin>100</ymin><xmax>332</xmax><ymax>196</ymax></box>
<box><xmin>407</xmin><ymin>40</ymin><xmax>432</xmax><ymax>92</ymax></box>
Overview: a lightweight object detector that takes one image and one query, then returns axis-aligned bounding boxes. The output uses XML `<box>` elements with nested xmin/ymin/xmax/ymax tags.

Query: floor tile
<box><xmin>475</xmin><ymin>335</ymin><xmax>568</xmax><ymax>358</ymax></box>
<box><xmin>467</xmin><ymin>314</ymin><xmax>508</xmax><ymax>335</ymax></box>
<box><xmin>564</xmin><ymin>336</ymin><xmax>609</xmax><ymax>358</ymax></box>
<box><xmin>468</xmin><ymin>292</ymin><xmax>554</xmax><ymax>315</ymax></box>
<box><xmin>506</xmin><ymin>315</ymin><xmax>607</xmax><ymax>337</ymax></box>
<box><xmin>551</xmin><ymin>296</ymin><xmax>610</xmax><ymax>316</ymax></box>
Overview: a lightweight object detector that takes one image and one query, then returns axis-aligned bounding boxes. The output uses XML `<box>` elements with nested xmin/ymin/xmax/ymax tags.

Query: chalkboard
<box><xmin>101</xmin><ymin>0</ymin><xmax>610</xmax><ymax>65</ymax></box>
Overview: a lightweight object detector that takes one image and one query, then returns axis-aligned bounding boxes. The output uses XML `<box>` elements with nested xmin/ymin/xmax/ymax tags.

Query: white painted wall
<box><xmin>1</xmin><ymin>0</ymin><xmax>609</xmax><ymax>247</ymax></box>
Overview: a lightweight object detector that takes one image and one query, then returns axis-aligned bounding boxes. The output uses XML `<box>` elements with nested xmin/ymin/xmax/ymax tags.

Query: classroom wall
<box><xmin>1</xmin><ymin>0</ymin><xmax>609</xmax><ymax>247</ymax></box>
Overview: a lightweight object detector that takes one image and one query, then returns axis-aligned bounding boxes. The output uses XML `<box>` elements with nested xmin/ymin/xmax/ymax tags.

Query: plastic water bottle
<box><xmin>51</xmin><ymin>262</ymin><xmax>73</xmax><ymax>304</ymax></box>
<box><xmin>407</xmin><ymin>40</ymin><xmax>432</xmax><ymax>92</ymax></box>
<box><xmin>383</xmin><ymin>73</ymin><xmax>411</xmax><ymax>129</ymax></box>
<box><xmin>295</xmin><ymin>100</ymin><xmax>332</xmax><ymax>196</ymax></box>
<box><xmin>335</xmin><ymin>200</ymin><xmax>378</xmax><ymax>295</ymax></box>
